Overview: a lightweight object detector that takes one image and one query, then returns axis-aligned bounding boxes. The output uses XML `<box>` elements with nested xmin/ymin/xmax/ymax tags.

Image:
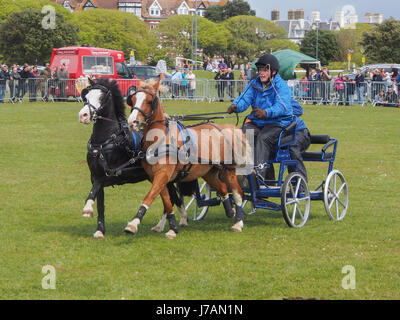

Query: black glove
<box><xmin>227</xmin><ymin>104</ymin><xmax>237</xmax><ymax>114</ymax></box>
<box><xmin>253</xmin><ymin>107</ymin><xmax>267</xmax><ymax>119</ymax></box>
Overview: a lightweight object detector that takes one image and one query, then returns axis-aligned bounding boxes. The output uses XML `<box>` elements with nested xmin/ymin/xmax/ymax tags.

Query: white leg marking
<box><xmin>231</xmin><ymin>220</ymin><xmax>244</xmax><ymax>233</ymax></box>
<box><xmin>82</xmin><ymin>199</ymin><xmax>94</xmax><ymax>218</ymax></box>
<box><xmin>93</xmin><ymin>230</ymin><xmax>104</xmax><ymax>239</ymax></box>
<box><xmin>125</xmin><ymin>218</ymin><xmax>141</xmax><ymax>234</ymax></box>
<box><xmin>178</xmin><ymin>205</ymin><xmax>188</xmax><ymax>227</ymax></box>
<box><xmin>232</xmin><ymin>189</ymin><xmax>243</xmax><ymax>206</ymax></box>
<box><xmin>152</xmin><ymin>213</ymin><xmax>167</xmax><ymax>232</ymax></box>
<box><xmin>165</xmin><ymin>229</ymin><xmax>177</xmax><ymax>239</ymax></box>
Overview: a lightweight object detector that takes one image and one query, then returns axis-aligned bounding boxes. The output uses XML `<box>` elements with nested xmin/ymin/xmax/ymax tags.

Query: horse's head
<box><xmin>78</xmin><ymin>78</ymin><xmax>124</xmax><ymax>124</ymax></box>
<box><xmin>127</xmin><ymin>78</ymin><xmax>161</xmax><ymax>132</ymax></box>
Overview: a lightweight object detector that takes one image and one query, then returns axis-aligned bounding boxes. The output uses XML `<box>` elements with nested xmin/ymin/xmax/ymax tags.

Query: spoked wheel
<box><xmin>185</xmin><ymin>181</ymin><xmax>211</xmax><ymax>221</ymax></box>
<box><xmin>242</xmin><ymin>199</ymin><xmax>256</xmax><ymax>215</ymax></box>
<box><xmin>324</xmin><ymin>170</ymin><xmax>348</xmax><ymax>221</ymax></box>
<box><xmin>281</xmin><ymin>172</ymin><xmax>311</xmax><ymax>228</ymax></box>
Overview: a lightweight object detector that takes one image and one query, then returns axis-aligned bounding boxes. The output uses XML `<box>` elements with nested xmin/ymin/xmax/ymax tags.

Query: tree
<box><xmin>0</xmin><ymin>8</ymin><xmax>78</xmax><ymax>65</ymax></box>
<box><xmin>360</xmin><ymin>18</ymin><xmax>400</xmax><ymax>63</ymax></box>
<box><xmin>222</xmin><ymin>15</ymin><xmax>292</xmax><ymax>63</ymax></box>
<box><xmin>300</xmin><ymin>29</ymin><xmax>340</xmax><ymax>66</ymax></box>
<box><xmin>156</xmin><ymin>15</ymin><xmax>229</xmax><ymax>59</ymax></box>
<box><xmin>0</xmin><ymin>0</ymin><xmax>72</xmax><ymax>22</ymax></box>
<box><xmin>336</xmin><ymin>23</ymin><xmax>372</xmax><ymax>66</ymax></box>
<box><xmin>205</xmin><ymin>0</ymin><xmax>255</xmax><ymax>23</ymax></box>
<box><xmin>74</xmin><ymin>9</ymin><xmax>156</xmax><ymax>61</ymax></box>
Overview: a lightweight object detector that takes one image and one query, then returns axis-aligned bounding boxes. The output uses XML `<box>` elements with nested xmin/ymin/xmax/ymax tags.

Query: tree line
<box><xmin>0</xmin><ymin>0</ymin><xmax>399</xmax><ymax>67</ymax></box>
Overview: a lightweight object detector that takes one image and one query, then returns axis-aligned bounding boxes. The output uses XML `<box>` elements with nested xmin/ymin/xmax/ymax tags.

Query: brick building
<box><xmin>51</xmin><ymin>0</ymin><xmax>227</xmax><ymax>28</ymax></box>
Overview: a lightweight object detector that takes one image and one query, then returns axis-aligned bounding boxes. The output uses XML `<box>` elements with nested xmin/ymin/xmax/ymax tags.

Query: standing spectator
<box><xmin>308</xmin><ymin>68</ymin><xmax>318</xmax><ymax>104</ymax></box>
<box><xmin>218</xmin><ymin>60</ymin><xmax>227</xmax><ymax>70</ymax></box>
<box><xmin>186</xmin><ymin>69</ymin><xmax>196</xmax><ymax>100</ymax></box>
<box><xmin>28</xmin><ymin>66</ymin><xmax>38</xmax><ymax>102</ymax></box>
<box><xmin>363</xmin><ymin>67</ymin><xmax>372</xmax><ymax>82</ymax></box>
<box><xmin>396</xmin><ymin>72</ymin><xmax>400</xmax><ymax>97</ymax></box>
<box><xmin>344</xmin><ymin>75</ymin><xmax>355</xmax><ymax>106</ymax></box>
<box><xmin>237</xmin><ymin>70</ymin><xmax>248</xmax><ymax>96</ymax></box>
<box><xmin>319</xmin><ymin>66</ymin><xmax>332</xmax><ymax>104</ymax></box>
<box><xmin>355</xmin><ymin>69</ymin><xmax>365</xmax><ymax>105</ymax></box>
<box><xmin>49</xmin><ymin>66</ymin><xmax>59</xmax><ymax>101</ymax></box>
<box><xmin>180</xmin><ymin>68</ymin><xmax>188</xmax><ymax>98</ymax></box>
<box><xmin>390</xmin><ymin>65</ymin><xmax>398</xmax><ymax>93</ymax></box>
<box><xmin>19</xmin><ymin>65</ymin><xmax>30</xmax><ymax>99</ymax></box>
<box><xmin>224</xmin><ymin>68</ymin><xmax>235</xmax><ymax>102</ymax></box>
<box><xmin>170</xmin><ymin>66</ymin><xmax>182</xmax><ymax>99</ymax></box>
<box><xmin>9</xmin><ymin>66</ymin><xmax>21</xmax><ymax>102</ymax></box>
<box><xmin>371</xmin><ymin>68</ymin><xmax>383</xmax><ymax>100</ymax></box>
<box><xmin>206</xmin><ymin>60</ymin><xmax>213</xmax><ymax>72</ymax></box>
<box><xmin>39</xmin><ymin>63</ymin><xmax>52</xmax><ymax>101</ymax></box>
<box><xmin>246</xmin><ymin>62</ymin><xmax>253</xmax><ymax>80</ymax></box>
<box><xmin>214</xmin><ymin>69</ymin><xmax>225</xmax><ymax>102</ymax></box>
<box><xmin>334</xmin><ymin>72</ymin><xmax>345</xmax><ymax>105</ymax></box>
<box><xmin>58</xmin><ymin>63</ymin><xmax>69</xmax><ymax>102</ymax></box>
<box><xmin>0</xmin><ymin>64</ymin><xmax>10</xmax><ymax>103</ymax></box>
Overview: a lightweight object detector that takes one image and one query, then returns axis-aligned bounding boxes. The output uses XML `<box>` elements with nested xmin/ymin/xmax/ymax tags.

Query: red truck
<box><xmin>50</xmin><ymin>46</ymin><xmax>138</xmax><ymax>98</ymax></box>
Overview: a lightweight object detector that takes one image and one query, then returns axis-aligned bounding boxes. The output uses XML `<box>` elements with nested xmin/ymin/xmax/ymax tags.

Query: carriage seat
<box><xmin>302</xmin><ymin>135</ymin><xmax>335</xmax><ymax>161</ymax></box>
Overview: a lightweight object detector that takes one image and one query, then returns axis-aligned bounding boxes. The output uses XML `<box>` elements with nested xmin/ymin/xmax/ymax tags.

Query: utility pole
<box><xmin>315</xmin><ymin>21</ymin><xmax>319</xmax><ymax>61</ymax></box>
<box><xmin>195</xmin><ymin>0</ymin><xmax>198</xmax><ymax>70</ymax></box>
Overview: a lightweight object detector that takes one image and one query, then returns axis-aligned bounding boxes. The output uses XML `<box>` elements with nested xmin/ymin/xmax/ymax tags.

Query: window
<box><xmin>82</xmin><ymin>56</ymin><xmax>114</xmax><ymax>75</ymax></box>
<box><xmin>116</xmin><ymin>62</ymin><xmax>130</xmax><ymax>78</ymax></box>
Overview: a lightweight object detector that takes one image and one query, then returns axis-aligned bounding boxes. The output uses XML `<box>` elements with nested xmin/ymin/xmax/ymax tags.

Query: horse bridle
<box><xmin>81</xmin><ymin>84</ymin><xmax>112</xmax><ymax>122</ymax></box>
<box><xmin>128</xmin><ymin>89</ymin><xmax>159</xmax><ymax>124</ymax></box>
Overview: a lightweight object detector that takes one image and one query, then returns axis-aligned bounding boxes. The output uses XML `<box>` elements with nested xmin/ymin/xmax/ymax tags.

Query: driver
<box><xmin>227</xmin><ymin>54</ymin><xmax>293</xmax><ymax>179</ymax></box>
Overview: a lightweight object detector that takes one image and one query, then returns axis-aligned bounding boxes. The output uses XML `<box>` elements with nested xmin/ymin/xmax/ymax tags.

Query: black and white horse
<box><xmin>78</xmin><ymin>78</ymin><xmax>187</xmax><ymax>238</ymax></box>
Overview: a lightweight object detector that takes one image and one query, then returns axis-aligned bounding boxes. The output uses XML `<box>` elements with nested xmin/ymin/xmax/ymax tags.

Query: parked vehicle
<box><xmin>50</xmin><ymin>46</ymin><xmax>139</xmax><ymax>97</ymax></box>
<box><xmin>127</xmin><ymin>65</ymin><xmax>172</xmax><ymax>81</ymax></box>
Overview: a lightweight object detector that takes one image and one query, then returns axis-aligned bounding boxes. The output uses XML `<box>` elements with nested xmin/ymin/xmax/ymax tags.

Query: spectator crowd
<box><xmin>299</xmin><ymin>65</ymin><xmax>400</xmax><ymax>107</ymax></box>
<box><xmin>0</xmin><ymin>62</ymin><xmax>70</xmax><ymax>103</ymax></box>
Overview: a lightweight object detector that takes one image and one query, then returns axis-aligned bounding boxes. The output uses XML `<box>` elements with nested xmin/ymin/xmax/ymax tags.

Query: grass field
<box><xmin>0</xmin><ymin>100</ymin><xmax>399</xmax><ymax>300</ymax></box>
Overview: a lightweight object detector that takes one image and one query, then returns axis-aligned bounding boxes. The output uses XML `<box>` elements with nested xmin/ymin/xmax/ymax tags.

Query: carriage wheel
<box><xmin>323</xmin><ymin>170</ymin><xmax>348</xmax><ymax>221</ymax></box>
<box><xmin>242</xmin><ymin>200</ymin><xmax>256</xmax><ymax>215</ymax></box>
<box><xmin>281</xmin><ymin>172</ymin><xmax>311</xmax><ymax>228</ymax></box>
<box><xmin>184</xmin><ymin>181</ymin><xmax>211</xmax><ymax>221</ymax></box>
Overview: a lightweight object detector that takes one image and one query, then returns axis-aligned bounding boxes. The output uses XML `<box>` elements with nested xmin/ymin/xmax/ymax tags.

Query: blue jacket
<box><xmin>396</xmin><ymin>74</ymin><xmax>400</xmax><ymax>84</ymax></box>
<box><xmin>234</xmin><ymin>74</ymin><xmax>293</xmax><ymax>128</ymax></box>
<box><xmin>291</xmin><ymin>98</ymin><xmax>307</xmax><ymax>131</ymax></box>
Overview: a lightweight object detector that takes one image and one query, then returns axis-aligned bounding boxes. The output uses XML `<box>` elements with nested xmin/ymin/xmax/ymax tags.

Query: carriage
<box><xmin>183</xmin><ymin>121</ymin><xmax>349</xmax><ymax>228</ymax></box>
<box><xmin>79</xmin><ymin>77</ymin><xmax>348</xmax><ymax>239</ymax></box>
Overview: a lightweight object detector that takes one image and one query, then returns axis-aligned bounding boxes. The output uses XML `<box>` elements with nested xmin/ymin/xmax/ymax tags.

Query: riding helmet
<box><xmin>255</xmin><ymin>54</ymin><xmax>280</xmax><ymax>72</ymax></box>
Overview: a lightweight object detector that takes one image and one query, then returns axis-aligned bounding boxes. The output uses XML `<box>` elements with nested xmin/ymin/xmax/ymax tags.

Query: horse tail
<box><xmin>166</xmin><ymin>182</ymin><xmax>182</xmax><ymax>207</ymax></box>
<box><xmin>177</xmin><ymin>181</ymin><xmax>197</xmax><ymax>197</ymax></box>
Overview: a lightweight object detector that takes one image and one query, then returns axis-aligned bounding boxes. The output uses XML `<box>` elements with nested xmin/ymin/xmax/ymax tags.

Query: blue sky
<box><xmin>246</xmin><ymin>0</ymin><xmax>400</xmax><ymax>22</ymax></box>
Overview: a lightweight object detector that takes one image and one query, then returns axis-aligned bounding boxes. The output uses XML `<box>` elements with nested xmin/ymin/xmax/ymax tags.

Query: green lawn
<box><xmin>0</xmin><ymin>100</ymin><xmax>399</xmax><ymax>300</ymax></box>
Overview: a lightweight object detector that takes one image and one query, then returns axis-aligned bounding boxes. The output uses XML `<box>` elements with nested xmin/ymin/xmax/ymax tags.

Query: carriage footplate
<box><xmin>254</xmin><ymin>198</ymin><xmax>281</xmax><ymax>211</ymax></box>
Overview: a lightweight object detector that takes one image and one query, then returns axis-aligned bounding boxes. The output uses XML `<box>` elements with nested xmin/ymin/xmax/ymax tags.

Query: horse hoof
<box><xmin>165</xmin><ymin>230</ymin><xmax>177</xmax><ymax>239</ymax></box>
<box><xmin>82</xmin><ymin>211</ymin><xmax>93</xmax><ymax>218</ymax></box>
<box><xmin>179</xmin><ymin>219</ymin><xmax>188</xmax><ymax>227</ymax></box>
<box><xmin>93</xmin><ymin>231</ymin><xmax>104</xmax><ymax>239</ymax></box>
<box><xmin>231</xmin><ymin>221</ymin><xmax>243</xmax><ymax>233</ymax></box>
<box><xmin>124</xmin><ymin>225</ymin><xmax>137</xmax><ymax>235</ymax></box>
<box><xmin>151</xmin><ymin>225</ymin><xmax>164</xmax><ymax>233</ymax></box>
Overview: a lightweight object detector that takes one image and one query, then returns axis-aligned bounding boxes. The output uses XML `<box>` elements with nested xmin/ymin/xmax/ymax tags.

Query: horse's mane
<box><xmin>93</xmin><ymin>78</ymin><xmax>126</xmax><ymax>121</ymax></box>
<box><xmin>138</xmin><ymin>78</ymin><xmax>168</xmax><ymax>94</ymax></box>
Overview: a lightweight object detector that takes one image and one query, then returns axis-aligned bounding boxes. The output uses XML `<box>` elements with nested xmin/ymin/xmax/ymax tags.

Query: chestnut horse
<box><xmin>124</xmin><ymin>78</ymin><xmax>253</xmax><ymax>239</ymax></box>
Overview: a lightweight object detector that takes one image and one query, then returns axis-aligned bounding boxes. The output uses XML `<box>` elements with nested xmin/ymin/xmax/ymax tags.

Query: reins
<box><xmin>171</xmin><ymin>111</ymin><xmax>241</xmax><ymax>126</ymax></box>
